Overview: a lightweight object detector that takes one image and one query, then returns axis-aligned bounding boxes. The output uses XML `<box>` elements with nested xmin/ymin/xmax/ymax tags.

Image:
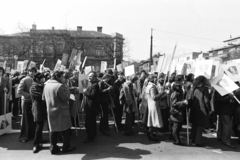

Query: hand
<box><xmin>3</xmin><ymin>87</ymin><xmax>8</xmax><ymax>93</ymax></box>
<box><xmin>108</xmin><ymin>86</ymin><xmax>113</xmax><ymax>91</ymax></box>
<box><xmin>165</xmin><ymin>89</ymin><xmax>170</xmax><ymax>94</ymax></box>
<box><xmin>184</xmin><ymin>100</ymin><xmax>188</xmax><ymax>105</ymax></box>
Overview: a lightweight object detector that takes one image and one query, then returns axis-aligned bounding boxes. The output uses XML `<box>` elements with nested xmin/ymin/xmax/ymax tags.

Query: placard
<box><xmin>84</xmin><ymin>66</ymin><xmax>92</xmax><ymax>75</ymax></box>
<box><xmin>210</xmin><ymin>74</ymin><xmax>239</xmax><ymax>96</ymax></box>
<box><xmin>100</xmin><ymin>61</ymin><xmax>107</xmax><ymax>73</ymax></box>
<box><xmin>222</xmin><ymin>62</ymin><xmax>240</xmax><ymax>82</ymax></box>
<box><xmin>0</xmin><ymin>113</ymin><xmax>12</xmax><ymax>136</ymax></box>
<box><xmin>194</xmin><ymin>60</ymin><xmax>213</xmax><ymax>79</ymax></box>
<box><xmin>78</xmin><ymin>74</ymin><xmax>90</xmax><ymax>93</ymax></box>
<box><xmin>125</xmin><ymin>65</ymin><xmax>135</xmax><ymax>77</ymax></box>
<box><xmin>61</xmin><ymin>53</ymin><xmax>69</xmax><ymax>66</ymax></box>
<box><xmin>54</xmin><ymin>59</ymin><xmax>62</xmax><ymax>71</ymax></box>
<box><xmin>116</xmin><ymin>64</ymin><xmax>123</xmax><ymax>72</ymax></box>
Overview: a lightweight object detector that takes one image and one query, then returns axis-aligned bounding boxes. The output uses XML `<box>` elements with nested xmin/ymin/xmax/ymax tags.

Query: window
<box><xmin>95</xmin><ymin>46</ymin><xmax>101</xmax><ymax>57</ymax></box>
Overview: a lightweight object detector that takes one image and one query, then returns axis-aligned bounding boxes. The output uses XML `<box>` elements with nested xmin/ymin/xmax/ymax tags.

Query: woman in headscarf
<box><xmin>145</xmin><ymin>74</ymin><xmax>164</xmax><ymax>141</ymax></box>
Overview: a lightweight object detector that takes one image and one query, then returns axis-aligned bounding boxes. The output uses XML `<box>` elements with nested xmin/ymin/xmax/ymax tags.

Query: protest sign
<box><xmin>222</xmin><ymin>62</ymin><xmax>240</xmax><ymax>82</ymax></box>
<box><xmin>75</xmin><ymin>50</ymin><xmax>82</xmax><ymax>66</ymax></box>
<box><xmin>68</xmin><ymin>48</ymin><xmax>78</xmax><ymax>62</ymax></box>
<box><xmin>22</xmin><ymin>60</ymin><xmax>29</xmax><ymax>71</ymax></box>
<box><xmin>54</xmin><ymin>59</ymin><xmax>62</xmax><ymax>71</ymax></box>
<box><xmin>84</xmin><ymin>66</ymin><xmax>92</xmax><ymax>75</ymax></box>
<box><xmin>28</xmin><ymin>61</ymin><xmax>36</xmax><ymax>69</ymax></box>
<box><xmin>61</xmin><ymin>53</ymin><xmax>69</xmax><ymax>66</ymax></box>
<box><xmin>210</xmin><ymin>73</ymin><xmax>239</xmax><ymax>96</ymax></box>
<box><xmin>194</xmin><ymin>60</ymin><xmax>213</xmax><ymax>79</ymax></box>
<box><xmin>125</xmin><ymin>65</ymin><xmax>135</xmax><ymax>77</ymax></box>
<box><xmin>78</xmin><ymin>74</ymin><xmax>90</xmax><ymax>93</ymax></box>
<box><xmin>0</xmin><ymin>113</ymin><xmax>12</xmax><ymax>136</ymax></box>
<box><xmin>60</xmin><ymin>65</ymin><xmax>66</xmax><ymax>71</ymax></box>
<box><xmin>5</xmin><ymin>67</ymin><xmax>10</xmax><ymax>73</ymax></box>
<box><xmin>116</xmin><ymin>64</ymin><xmax>123</xmax><ymax>72</ymax></box>
<box><xmin>100</xmin><ymin>61</ymin><xmax>107</xmax><ymax>73</ymax></box>
<box><xmin>17</xmin><ymin>61</ymin><xmax>24</xmax><ymax>73</ymax></box>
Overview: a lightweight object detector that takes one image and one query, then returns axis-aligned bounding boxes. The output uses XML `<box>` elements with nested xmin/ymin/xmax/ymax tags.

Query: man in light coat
<box><xmin>43</xmin><ymin>71</ymin><xmax>76</xmax><ymax>154</ymax></box>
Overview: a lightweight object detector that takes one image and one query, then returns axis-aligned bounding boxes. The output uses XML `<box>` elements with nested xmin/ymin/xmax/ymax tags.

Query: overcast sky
<box><xmin>1</xmin><ymin>0</ymin><xmax>240</xmax><ymax>61</ymax></box>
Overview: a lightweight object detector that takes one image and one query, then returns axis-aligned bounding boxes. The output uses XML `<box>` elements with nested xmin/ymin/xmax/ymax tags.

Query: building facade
<box><xmin>0</xmin><ymin>24</ymin><xmax>124</xmax><ymax>70</ymax></box>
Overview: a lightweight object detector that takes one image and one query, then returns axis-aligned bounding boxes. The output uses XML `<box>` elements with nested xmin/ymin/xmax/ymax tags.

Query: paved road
<box><xmin>0</xmin><ymin>117</ymin><xmax>240</xmax><ymax>160</ymax></box>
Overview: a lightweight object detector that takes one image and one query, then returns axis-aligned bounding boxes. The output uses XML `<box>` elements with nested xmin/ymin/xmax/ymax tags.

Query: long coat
<box><xmin>0</xmin><ymin>77</ymin><xmax>9</xmax><ymax>115</ymax></box>
<box><xmin>43</xmin><ymin>80</ymin><xmax>71</xmax><ymax>132</ymax></box>
<box><xmin>189</xmin><ymin>85</ymin><xmax>211</xmax><ymax>128</ymax></box>
<box><xmin>170</xmin><ymin>90</ymin><xmax>186</xmax><ymax>123</ymax></box>
<box><xmin>145</xmin><ymin>82</ymin><xmax>164</xmax><ymax>128</ymax></box>
<box><xmin>29</xmin><ymin>82</ymin><xmax>47</xmax><ymax>122</ymax></box>
<box><xmin>83</xmin><ymin>82</ymin><xmax>100</xmax><ymax>113</ymax></box>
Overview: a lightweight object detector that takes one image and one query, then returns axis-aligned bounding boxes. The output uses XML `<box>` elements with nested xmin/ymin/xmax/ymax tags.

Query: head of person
<box><xmin>130</xmin><ymin>74</ymin><xmax>138</xmax><ymax>83</ymax></box>
<box><xmin>88</xmin><ymin>71</ymin><xmax>97</xmax><ymax>83</ymax></box>
<box><xmin>33</xmin><ymin>72</ymin><xmax>44</xmax><ymax>85</ymax></box>
<box><xmin>102</xmin><ymin>74</ymin><xmax>111</xmax><ymax>82</ymax></box>
<box><xmin>0</xmin><ymin>67</ymin><xmax>5</xmax><ymax>77</ymax></box>
<box><xmin>158</xmin><ymin>77</ymin><xmax>164</xmax><ymax>85</ymax></box>
<box><xmin>140</xmin><ymin>70</ymin><xmax>147</xmax><ymax>79</ymax></box>
<box><xmin>107</xmin><ymin>69</ymin><xmax>113</xmax><ymax>75</ymax></box>
<box><xmin>148</xmin><ymin>74</ymin><xmax>155</xmax><ymax>83</ymax></box>
<box><xmin>117</xmin><ymin>71</ymin><xmax>124</xmax><ymax>81</ymax></box>
<box><xmin>172</xmin><ymin>82</ymin><xmax>182</xmax><ymax>92</ymax></box>
<box><xmin>28</xmin><ymin>67</ymin><xmax>37</xmax><ymax>78</ymax></box>
<box><xmin>193</xmin><ymin>75</ymin><xmax>210</xmax><ymax>87</ymax></box>
<box><xmin>52</xmin><ymin>71</ymin><xmax>65</xmax><ymax>84</ymax></box>
<box><xmin>98</xmin><ymin>73</ymin><xmax>104</xmax><ymax>80</ymax></box>
<box><xmin>186</xmin><ymin>73</ymin><xmax>194</xmax><ymax>82</ymax></box>
<box><xmin>73</xmin><ymin>70</ymin><xmax>79</xmax><ymax>78</ymax></box>
<box><xmin>169</xmin><ymin>73</ymin><xmax>176</xmax><ymax>83</ymax></box>
<box><xmin>13</xmin><ymin>71</ymin><xmax>20</xmax><ymax>78</ymax></box>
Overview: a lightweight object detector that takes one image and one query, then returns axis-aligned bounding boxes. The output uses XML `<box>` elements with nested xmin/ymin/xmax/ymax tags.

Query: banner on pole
<box><xmin>100</xmin><ymin>61</ymin><xmax>107</xmax><ymax>73</ymax></box>
<box><xmin>84</xmin><ymin>66</ymin><xmax>92</xmax><ymax>75</ymax></box>
<box><xmin>22</xmin><ymin>60</ymin><xmax>29</xmax><ymax>71</ymax></box>
<box><xmin>210</xmin><ymin>73</ymin><xmax>239</xmax><ymax>96</ymax></box>
<box><xmin>28</xmin><ymin>61</ymin><xmax>36</xmax><ymax>69</ymax></box>
<box><xmin>78</xmin><ymin>74</ymin><xmax>90</xmax><ymax>93</ymax></box>
<box><xmin>54</xmin><ymin>59</ymin><xmax>62</xmax><ymax>71</ymax></box>
<box><xmin>17</xmin><ymin>61</ymin><xmax>24</xmax><ymax>73</ymax></box>
<box><xmin>222</xmin><ymin>62</ymin><xmax>240</xmax><ymax>82</ymax></box>
<box><xmin>194</xmin><ymin>60</ymin><xmax>213</xmax><ymax>79</ymax></box>
<box><xmin>116</xmin><ymin>64</ymin><xmax>123</xmax><ymax>72</ymax></box>
<box><xmin>69</xmin><ymin>49</ymin><xmax>78</xmax><ymax>62</ymax></box>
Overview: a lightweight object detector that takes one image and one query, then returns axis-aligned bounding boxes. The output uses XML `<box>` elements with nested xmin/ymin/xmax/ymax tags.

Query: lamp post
<box><xmin>14</xmin><ymin>55</ymin><xmax>18</xmax><ymax>70</ymax></box>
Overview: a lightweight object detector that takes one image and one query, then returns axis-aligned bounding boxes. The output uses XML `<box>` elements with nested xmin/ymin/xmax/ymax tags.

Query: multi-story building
<box><xmin>0</xmin><ymin>24</ymin><xmax>124</xmax><ymax>70</ymax></box>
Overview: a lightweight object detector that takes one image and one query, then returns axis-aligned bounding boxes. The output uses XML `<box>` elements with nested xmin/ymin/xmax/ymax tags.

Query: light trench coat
<box><xmin>145</xmin><ymin>82</ymin><xmax>164</xmax><ymax>128</ymax></box>
<box><xmin>43</xmin><ymin>80</ymin><xmax>71</xmax><ymax>132</ymax></box>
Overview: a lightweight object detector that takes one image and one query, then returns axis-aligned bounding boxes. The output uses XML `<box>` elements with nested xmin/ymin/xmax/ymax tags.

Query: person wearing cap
<box><xmin>98</xmin><ymin>73</ymin><xmax>112</xmax><ymax>136</ymax></box>
<box><xmin>17</xmin><ymin>67</ymin><xmax>37</xmax><ymax>143</ymax></box>
<box><xmin>0</xmin><ymin>67</ymin><xmax>9</xmax><ymax>115</ymax></box>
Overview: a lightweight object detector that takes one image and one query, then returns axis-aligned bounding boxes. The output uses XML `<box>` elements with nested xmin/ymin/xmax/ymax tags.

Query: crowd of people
<box><xmin>0</xmin><ymin>65</ymin><xmax>240</xmax><ymax>155</ymax></box>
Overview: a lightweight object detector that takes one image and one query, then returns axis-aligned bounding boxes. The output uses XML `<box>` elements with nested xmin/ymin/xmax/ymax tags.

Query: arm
<box><xmin>30</xmin><ymin>86</ymin><xmax>42</xmax><ymax>101</ymax></box>
<box><xmin>171</xmin><ymin>92</ymin><xmax>186</xmax><ymax>108</ymax></box>
<box><xmin>150</xmin><ymin>86</ymin><xmax>165</xmax><ymax>101</ymax></box>
<box><xmin>57</xmin><ymin>84</ymin><xmax>70</xmax><ymax>102</ymax></box>
<box><xmin>17</xmin><ymin>78</ymin><xmax>30</xmax><ymax>98</ymax></box>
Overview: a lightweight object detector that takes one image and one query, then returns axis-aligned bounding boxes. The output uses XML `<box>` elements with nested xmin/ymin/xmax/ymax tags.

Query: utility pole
<box><xmin>150</xmin><ymin>28</ymin><xmax>153</xmax><ymax>71</ymax></box>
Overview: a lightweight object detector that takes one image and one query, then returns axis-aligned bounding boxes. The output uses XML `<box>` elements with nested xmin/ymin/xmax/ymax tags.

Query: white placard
<box><xmin>125</xmin><ymin>65</ymin><xmax>135</xmax><ymax>77</ymax></box>
<box><xmin>54</xmin><ymin>59</ymin><xmax>62</xmax><ymax>71</ymax></box>
<box><xmin>194</xmin><ymin>60</ymin><xmax>213</xmax><ymax>79</ymax></box>
<box><xmin>0</xmin><ymin>113</ymin><xmax>12</xmax><ymax>136</ymax></box>
<box><xmin>100</xmin><ymin>61</ymin><xmax>107</xmax><ymax>73</ymax></box>
<box><xmin>210</xmin><ymin>74</ymin><xmax>239</xmax><ymax>96</ymax></box>
<box><xmin>116</xmin><ymin>64</ymin><xmax>123</xmax><ymax>72</ymax></box>
<box><xmin>222</xmin><ymin>62</ymin><xmax>240</xmax><ymax>82</ymax></box>
<box><xmin>84</xmin><ymin>66</ymin><xmax>92</xmax><ymax>75</ymax></box>
<box><xmin>78</xmin><ymin>74</ymin><xmax>90</xmax><ymax>93</ymax></box>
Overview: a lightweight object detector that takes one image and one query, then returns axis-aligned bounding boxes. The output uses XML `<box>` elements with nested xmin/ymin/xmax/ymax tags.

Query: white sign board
<box><xmin>222</xmin><ymin>62</ymin><xmax>240</xmax><ymax>82</ymax></box>
<box><xmin>194</xmin><ymin>60</ymin><xmax>213</xmax><ymax>79</ymax></box>
<box><xmin>100</xmin><ymin>61</ymin><xmax>107</xmax><ymax>73</ymax></box>
<box><xmin>125</xmin><ymin>65</ymin><xmax>135</xmax><ymax>77</ymax></box>
<box><xmin>0</xmin><ymin>113</ymin><xmax>12</xmax><ymax>136</ymax></box>
<box><xmin>78</xmin><ymin>74</ymin><xmax>90</xmax><ymax>93</ymax></box>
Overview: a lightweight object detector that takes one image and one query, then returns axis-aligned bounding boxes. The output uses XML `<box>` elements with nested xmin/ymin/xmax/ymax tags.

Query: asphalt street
<box><xmin>0</xmin><ymin>116</ymin><xmax>240</xmax><ymax>160</ymax></box>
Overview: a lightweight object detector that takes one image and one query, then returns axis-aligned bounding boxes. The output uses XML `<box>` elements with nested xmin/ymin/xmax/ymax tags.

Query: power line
<box><xmin>153</xmin><ymin>28</ymin><xmax>222</xmax><ymax>42</ymax></box>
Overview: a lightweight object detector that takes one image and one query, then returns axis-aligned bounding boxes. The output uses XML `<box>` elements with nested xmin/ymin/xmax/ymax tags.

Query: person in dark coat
<box><xmin>170</xmin><ymin>82</ymin><xmax>187</xmax><ymax>145</ymax></box>
<box><xmin>214</xmin><ymin>87</ymin><xmax>236</xmax><ymax>149</ymax></box>
<box><xmin>233</xmin><ymin>84</ymin><xmax>240</xmax><ymax>144</ymax></box>
<box><xmin>189</xmin><ymin>76</ymin><xmax>211</xmax><ymax>146</ymax></box>
<box><xmin>83</xmin><ymin>71</ymin><xmax>100</xmax><ymax>143</ymax></box>
<box><xmin>11</xmin><ymin>71</ymin><xmax>20</xmax><ymax>117</ymax></box>
<box><xmin>113</xmin><ymin>72</ymin><xmax>125</xmax><ymax>130</ymax></box>
<box><xmin>29</xmin><ymin>72</ymin><xmax>47</xmax><ymax>153</ymax></box>
<box><xmin>98</xmin><ymin>74</ymin><xmax>112</xmax><ymax>136</ymax></box>
<box><xmin>0</xmin><ymin>67</ymin><xmax>10</xmax><ymax>115</ymax></box>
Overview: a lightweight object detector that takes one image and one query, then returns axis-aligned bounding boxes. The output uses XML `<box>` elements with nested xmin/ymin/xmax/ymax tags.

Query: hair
<box><xmin>0</xmin><ymin>67</ymin><xmax>5</xmax><ymax>75</ymax></box>
<box><xmin>13</xmin><ymin>71</ymin><xmax>20</xmax><ymax>77</ymax></box>
<box><xmin>33</xmin><ymin>72</ymin><xmax>44</xmax><ymax>82</ymax></box>
<box><xmin>52</xmin><ymin>71</ymin><xmax>65</xmax><ymax>81</ymax></box>
<box><xmin>107</xmin><ymin>69</ymin><xmax>113</xmax><ymax>75</ymax></box>
<box><xmin>117</xmin><ymin>71</ymin><xmax>124</xmax><ymax>76</ymax></box>
<box><xmin>193</xmin><ymin>75</ymin><xmax>209</xmax><ymax>87</ymax></box>
<box><xmin>88</xmin><ymin>71</ymin><xmax>97</xmax><ymax>77</ymax></box>
<box><xmin>186</xmin><ymin>73</ymin><xmax>194</xmax><ymax>82</ymax></box>
<box><xmin>102</xmin><ymin>73</ymin><xmax>111</xmax><ymax>80</ymax></box>
<box><xmin>98</xmin><ymin>73</ymin><xmax>104</xmax><ymax>78</ymax></box>
<box><xmin>28</xmin><ymin>66</ymin><xmax>37</xmax><ymax>73</ymax></box>
<box><xmin>130</xmin><ymin>74</ymin><xmax>138</xmax><ymax>83</ymax></box>
<box><xmin>148</xmin><ymin>74</ymin><xmax>155</xmax><ymax>83</ymax></box>
<box><xmin>172</xmin><ymin>82</ymin><xmax>182</xmax><ymax>92</ymax></box>
<box><xmin>140</xmin><ymin>70</ymin><xmax>147</xmax><ymax>75</ymax></box>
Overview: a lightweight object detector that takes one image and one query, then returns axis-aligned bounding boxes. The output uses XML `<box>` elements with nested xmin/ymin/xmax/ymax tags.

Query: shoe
<box><xmin>50</xmin><ymin>145</ymin><xmax>61</xmax><ymax>155</ymax></box>
<box><xmin>62</xmin><ymin>146</ymin><xmax>76</xmax><ymax>153</ymax></box>
<box><xmin>33</xmin><ymin>145</ymin><xmax>40</xmax><ymax>154</ymax></box>
<box><xmin>20</xmin><ymin>139</ymin><xmax>28</xmax><ymax>143</ymax></box>
<box><xmin>83</xmin><ymin>138</ymin><xmax>94</xmax><ymax>143</ymax></box>
<box><xmin>102</xmin><ymin>131</ymin><xmax>110</xmax><ymax>136</ymax></box>
<box><xmin>222</xmin><ymin>143</ymin><xmax>237</xmax><ymax>149</ymax></box>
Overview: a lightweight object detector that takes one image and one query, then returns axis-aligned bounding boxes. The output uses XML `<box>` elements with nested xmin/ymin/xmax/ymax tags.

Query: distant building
<box><xmin>209</xmin><ymin>36</ymin><xmax>240</xmax><ymax>61</ymax></box>
<box><xmin>0</xmin><ymin>24</ymin><xmax>124</xmax><ymax>70</ymax></box>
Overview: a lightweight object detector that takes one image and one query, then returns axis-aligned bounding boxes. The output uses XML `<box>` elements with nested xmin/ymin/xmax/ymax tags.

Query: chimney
<box><xmin>52</xmin><ymin>27</ymin><xmax>55</xmax><ymax>30</ymax></box>
<box><xmin>97</xmin><ymin>27</ymin><xmax>102</xmax><ymax>33</ymax></box>
<box><xmin>32</xmin><ymin>24</ymin><xmax>37</xmax><ymax>30</ymax></box>
<box><xmin>77</xmin><ymin>26</ymin><xmax>82</xmax><ymax>31</ymax></box>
